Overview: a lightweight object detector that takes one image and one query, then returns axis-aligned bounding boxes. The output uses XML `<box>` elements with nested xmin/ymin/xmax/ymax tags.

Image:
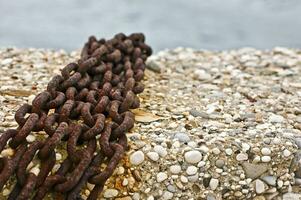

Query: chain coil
<box><xmin>0</xmin><ymin>32</ymin><xmax>152</xmax><ymax>199</ymax></box>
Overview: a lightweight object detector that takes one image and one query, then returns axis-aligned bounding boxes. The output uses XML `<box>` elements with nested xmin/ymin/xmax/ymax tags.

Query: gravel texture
<box><xmin>1</xmin><ymin>47</ymin><xmax>301</xmax><ymax>199</ymax></box>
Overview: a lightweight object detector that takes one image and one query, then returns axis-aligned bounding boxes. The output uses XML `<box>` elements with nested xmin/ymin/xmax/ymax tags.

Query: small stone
<box><xmin>30</xmin><ymin>167</ymin><xmax>40</xmax><ymax>176</ymax></box>
<box><xmin>206</xmin><ymin>194</ymin><xmax>216</xmax><ymax>200</ymax></box>
<box><xmin>261</xmin><ymin>176</ymin><xmax>277</xmax><ymax>186</ymax></box>
<box><xmin>55</xmin><ymin>153</ymin><xmax>62</xmax><ymax>161</ymax></box>
<box><xmin>236</xmin><ymin>153</ymin><xmax>248</xmax><ymax>161</ymax></box>
<box><xmin>154</xmin><ymin>145</ymin><xmax>167</xmax><ymax>157</ymax></box>
<box><xmin>242</xmin><ymin>162</ymin><xmax>268</xmax><ymax>179</ymax></box>
<box><xmin>157</xmin><ymin>172</ymin><xmax>168</xmax><ymax>182</ymax></box>
<box><xmin>1</xmin><ymin>148</ymin><xmax>14</xmax><ymax>157</ymax></box>
<box><xmin>186</xmin><ymin>166</ymin><xmax>198</xmax><ymax>175</ymax></box>
<box><xmin>122</xmin><ymin>178</ymin><xmax>129</xmax><ymax>186</ymax></box>
<box><xmin>198</xmin><ymin>161</ymin><xmax>206</xmax><ymax>167</ymax></box>
<box><xmin>147</xmin><ymin>152</ymin><xmax>160</xmax><ymax>161</ymax></box>
<box><xmin>147</xmin><ymin>60</ymin><xmax>161</xmax><ymax>73</ymax></box>
<box><xmin>117</xmin><ymin>166</ymin><xmax>125</xmax><ymax>175</ymax></box>
<box><xmin>261</xmin><ymin>156</ymin><xmax>271</xmax><ymax>162</ymax></box>
<box><xmin>162</xmin><ymin>191</ymin><xmax>173</xmax><ymax>200</ymax></box>
<box><xmin>167</xmin><ymin>185</ymin><xmax>177</xmax><ymax>193</ymax></box>
<box><xmin>188</xmin><ymin>174</ymin><xmax>199</xmax><ymax>182</ymax></box>
<box><xmin>170</xmin><ymin>165</ymin><xmax>181</xmax><ymax>174</ymax></box>
<box><xmin>130</xmin><ymin>151</ymin><xmax>145</xmax><ymax>165</ymax></box>
<box><xmin>255</xmin><ymin>179</ymin><xmax>266</xmax><ymax>194</ymax></box>
<box><xmin>261</xmin><ymin>147</ymin><xmax>271</xmax><ymax>155</ymax></box>
<box><xmin>277</xmin><ymin>180</ymin><xmax>284</xmax><ymax>187</ymax></box>
<box><xmin>215</xmin><ymin>159</ymin><xmax>225</xmax><ymax>168</ymax></box>
<box><xmin>189</xmin><ymin>109</ymin><xmax>206</xmax><ymax>117</ymax></box>
<box><xmin>132</xmin><ymin>193</ymin><xmax>140</xmax><ymax>200</ymax></box>
<box><xmin>283</xmin><ymin>149</ymin><xmax>291</xmax><ymax>157</ymax></box>
<box><xmin>147</xmin><ymin>196</ymin><xmax>154</xmax><ymax>200</ymax></box>
<box><xmin>144</xmin><ymin>188</ymin><xmax>151</xmax><ymax>193</ymax></box>
<box><xmin>180</xmin><ymin>175</ymin><xmax>188</xmax><ymax>183</ymax></box>
<box><xmin>242</xmin><ymin>143</ymin><xmax>251</xmax><ymax>152</ymax></box>
<box><xmin>269</xmin><ymin>114</ymin><xmax>284</xmax><ymax>123</ymax></box>
<box><xmin>26</xmin><ymin>135</ymin><xmax>36</xmax><ymax>143</ymax></box>
<box><xmin>184</xmin><ymin>150</ymin><xmax>202</xmax><ymax>164</ymax></box>
<box><xmin>1</xmin><ymin>58</ymin><xmax>13</xmax><ymax>65</ymax></box>
<box><xmin>199</xmin><ymin>145</ymin><xmax>209</xmax><ymax>153</ymax></box>
<box><xmin>3</xmin><ymin>188</ymin><xmax>10</xmax><ymax>196</ymax></box>
<box><xmin>209</xmin><ymin>178</ymin><xmax>219</xmax><ymax>190</ymax></box>
<box><xmin>212</xmin><ymin>148</ymin><xmax>221</xmax><ymax>155</ymax></box>
<box><xmin>174</xmin><ymin>132</ymin><xmax>190</xmax><ymax>143</ymax></box>
<box><xmin>103</xmin><ymin>189</ymin><xmax>119</xmax><ymax>198</ymax></box>
<box><xmin>194</xmin><ymin>69</ymin><xmax>212</xmax><ymax>81</ymax></box>
<box><xmin>225</xmin><ymin>148</ymin><xmax>233</xmax><ymax>156</ymax></box>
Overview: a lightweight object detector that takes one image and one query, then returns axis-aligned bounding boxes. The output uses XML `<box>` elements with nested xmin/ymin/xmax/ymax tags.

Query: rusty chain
<box><xmin>0</xmin><ymin>32</ymin><xmax>152</xmax><ymax>199</ymax></box>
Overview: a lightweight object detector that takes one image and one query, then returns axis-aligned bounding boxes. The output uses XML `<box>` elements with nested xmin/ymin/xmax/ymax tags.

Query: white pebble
<box><xmin>273</xmin><ymin>138</ymin><xmax>281</xmax><ymax>144</ymax></box>
<box><xmin>52</xmin><ymin>164</ymin><xmax>61</xmax><ymax>172</ymax></box>
<box><xmin>194</xmin><ymin>69</ymin><xmax>212</xmax><ymax>81</ymax></box>
<box><xmin>130</xmin><ymin>151</ymin><xmax>145</xmax><ymax>165</ymax></box>
<box><xmin>212</xmin><ymin>148</ymin><xmax>221</xmax><ymax>155</ymax></box>
<box><xmin>225</xmin><ymin>148</ymin><xmax>233</xmax><ymax>156</ymax></box>
<box><xmin>255</xmin><ymin>179</ymin><xmax>265</xmax><ymax>194</ymax></box>
<box><xmin>117</xmin><ymin>166</ymin><xmax>125</xmax><ymax>175</ymax></box>
<box><xmin>162</xmin><ymin>191</ymin><xmax>173</xmax><ymax>200</ymax></box>
<box><xmin>261</xmin><ymin>156</ymin><xmax>271</xmax><ymax>162</ymax></box>
<box><xmin>186</xmin><ymin>166</ymin><xmax>198</xmax><ymax>175</ymax></box>
<box><xmin>1</xmin><ymin>148</ymin><xmax>14</xmax><ymax>157</ymax></box>
<box><xmin>26</xmin><ymin>135</ymin><xmax>36</xmax><ymax>143</ymax></box>
<box><xmin>184</xmin><ymin>150</ymin><xmax>202</xmax><ymax>164</ymax></box>
<box><xmin>3</xmin><ymin>188</ymin><xmax>10</xmax><ymax>196</ymax></box>
<box><xmin>269</xmin><ymin>114</ymin><xmax>284</xmax><ymax>123</ymax></box>
<box><xmin>261</xmin><ymin>147</ymin><xmax>271</xmax><ymax>155</ymax></box>
<box><xmin>154</xmin><ymin>145</ymin><xmax>167</xmax><ymax>157</ymax></box>
<box><xmin>242</xmin><ymin>143</ymin><xmax>250</xmax><ymax>152</ymax></box>
<box><xmin>170</xmin><ymin>165</ymin><xmax>181</xmax><ymax>174</ymax></box>
<box><xmin>103</xmin><ymin>189</ymin><xmax>119</xmax><ymax>198</ymax></box>
<box><xmin>174</xmin><ymin>132</ymin><xmax>190</xmax><ymax>143</ymax></box>
<box><xmin>1</xmin><ymin>58</ymin><xmax>13</xmax><ymax>65</ymax></box>
<box><xmin>180</xmin><ymin>175</ymin><xmax>188</xmax><ymax>183</ymax></box>
<box><xmin>157</xmin><ymin>172</ymin><xmax>168</xmax><ymax>182</ymax></box>
<box><xmin>55</xmin><ymin>153</ymin><xmax>62</xmax><ymax>161</ymax></box>
<box><xmin>198</xmin><ymin>161</ymin><xmax>206</xmax><ymax>167</ymax></box>
<box><xmin>236</xmin><ymin>153</ymin><xmax>248</xmax><ymax>161</ymax></box>
<box><xmin>283</xmin><ymin>149</ymin><xmax>291</xmax><ymax>157</ymax></box>
<box><xmin>199</xmin><ymin>145</ymin><xmax>209</xmax><ymax>153</ymax></box>
<box><xmin>209</xmin><ymin>178</ymin><xmax>219</xmax><ymax>190</ymax></box>
<box><xmin>253</xmin><ymin>155</ymin><xmax>261</xmax><ymax>163</ymax></box>
<box><xmin>30</xmin><ymin>167</ymin><xmax>40</xmax><ymax>176</ymax></box>
<box><xmin>122</xmin><ymin>178</ymin><xmax>128</xmax><ymax>186</ymax></box>
<box><xmin>147</xmin><ymin>196</ymin><xmax>155</xmax><ymax>200</ymax></box>
<box><xmin>277</xmin><ymin>180</ymin><xmax>284</xmax><ymax>188</ymax></box>
<box><xmin>147</xmin><ymin>152</ymin><xmax>160</xmax><ymax>161</ymax></box>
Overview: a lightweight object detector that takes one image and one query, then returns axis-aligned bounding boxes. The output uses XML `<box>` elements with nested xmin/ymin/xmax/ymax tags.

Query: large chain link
<box><xmin>0</xmin><ymin>33</ymin><xmax>152</xmax><ymax>200</ymax></box>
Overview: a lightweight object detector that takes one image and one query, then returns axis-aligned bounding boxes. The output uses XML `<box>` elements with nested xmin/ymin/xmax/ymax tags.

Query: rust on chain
<box><xmin>0</xmin><ymin>32</ymin><xmax>152</xmax><ymax>199</ymax></box>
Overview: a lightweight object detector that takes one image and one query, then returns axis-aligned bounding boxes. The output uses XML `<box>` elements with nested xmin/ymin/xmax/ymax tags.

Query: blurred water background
<box><xmin>0</xmin><ymin>0</ymin><xmax>300</xmax><ymax>52</ymax></box>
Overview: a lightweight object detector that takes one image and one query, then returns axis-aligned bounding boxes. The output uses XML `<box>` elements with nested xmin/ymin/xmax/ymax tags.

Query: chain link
<box><xmin>0</xmin><ymin>32</ymin><xmax>152</xmax><ymax>199</ymax></box>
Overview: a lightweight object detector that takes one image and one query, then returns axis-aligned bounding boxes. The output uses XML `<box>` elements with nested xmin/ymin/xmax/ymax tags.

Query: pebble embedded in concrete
<box><xmin>147</xmin><ymin>152</ymin><xmax>160</xmax><ymax>161</ymax></box>
<box><xmin>103</xmin><ymin>189</ymin><xmax>119</xmax><ymax>198</ymax></box>
<box><xmin>157</xmin><ymin>172</ymin><xmax>168</xmax><ymax>182</ymax></box>
<box><xmin>184</xmin><ymin>150</ymin><xmax>202</xmax><ymax>164</ymax></box>
<box><xmin>130</xmin><ymin>151</ymin><xmax>145</xmax><ymax>165</ymax></box>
